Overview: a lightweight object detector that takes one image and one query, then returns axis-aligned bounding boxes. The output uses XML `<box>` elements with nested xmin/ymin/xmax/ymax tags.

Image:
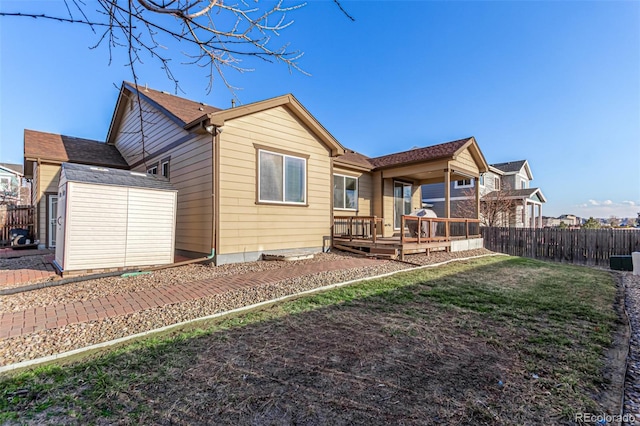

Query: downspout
<box><xmin>212</xmin><ymin>125</ymin><xmax>221</xmax><ymax>265</ymax></box>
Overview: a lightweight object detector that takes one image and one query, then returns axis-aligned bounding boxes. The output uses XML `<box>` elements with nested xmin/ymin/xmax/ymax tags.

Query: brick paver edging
<box><xmin>0</xmin><ymin>258</ymin><xmax>383</xmax><ymax>340</ymax></box>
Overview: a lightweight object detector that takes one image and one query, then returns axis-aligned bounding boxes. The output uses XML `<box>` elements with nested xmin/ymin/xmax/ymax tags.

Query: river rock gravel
<box><xmin>0</xmin><ymin>249</ymin><xmax>494</xmax><ymax>366</ymax></box>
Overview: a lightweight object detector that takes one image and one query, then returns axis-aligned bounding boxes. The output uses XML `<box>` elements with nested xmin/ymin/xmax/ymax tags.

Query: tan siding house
<box><xmin>25</xmin><ymin>81</ymin><xmax>491</xmax><ymax>267</ymax></box>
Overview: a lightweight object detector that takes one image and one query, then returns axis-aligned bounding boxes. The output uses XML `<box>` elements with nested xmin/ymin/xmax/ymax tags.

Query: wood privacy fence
<box><xmin>0</xmin><ymin>205</ymin><xmax>35</xmax><ymax>245</ymax></box>
<box><xmin>481</xmin><ymin>227</ymin><xmax>640</xmax><ymax>266</ymax></box>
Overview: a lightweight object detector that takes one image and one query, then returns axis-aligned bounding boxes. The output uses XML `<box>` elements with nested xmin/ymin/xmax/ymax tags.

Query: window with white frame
<box><xmin>333</xmin><ymin>174</ymin><xmax>358</xmax><ymax>210</ymax></box>
<box><xmin>0</xmin><ymin>177</ymin><xmax>10</xmax><ymax>191</ymax></box>
<box><xmin>478</xmin><ymin>174</ymin><xmax>485</xmax><ymax>186</ymax></box>
<box><xmin>454</xmin><ymin>178</ymin><xmax>473</xmax><ymax>189</ymax></box>
<box><xmin>161</xmin><ymin>158</ymin><xmax>170</xmax><ymax>178</ymax></box>
<box><xmin>494</xmin><ymin>177</ymin><xmax>501</xmax><ymax>190</ymax></box>
<box><xmin>258</xmin><ymin>149</ymin><xmax>306</xmax><ymax>204</ymax></box>
<box><xmin>147</xmin><ymin>164</ymin><xmax>158</xmax><ymax>175</ymax></box>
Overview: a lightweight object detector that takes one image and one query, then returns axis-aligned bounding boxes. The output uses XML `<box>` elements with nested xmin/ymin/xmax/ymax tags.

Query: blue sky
<box><xmin>1</xmin><ymin>0</ymin><xmax>638</xmax><ymax>218</ymax></box>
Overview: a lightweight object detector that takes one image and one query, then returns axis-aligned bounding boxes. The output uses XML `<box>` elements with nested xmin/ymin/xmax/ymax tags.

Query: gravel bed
<box><xmin>1</xmin><ymin>251</ymin><xmax>362</xmax><ymax>312</ymax></box>
<box><xmin>623</xmin><ymin>272</ymin><xmax>640</xmax><ymax>424</ymax></box>
<box><xmin>0</xmin><ymin>249</ymin><xmax>496</xmax><ymax>366</ymax></box>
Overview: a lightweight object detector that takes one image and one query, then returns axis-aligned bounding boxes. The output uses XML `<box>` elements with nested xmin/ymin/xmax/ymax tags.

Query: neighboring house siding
<box><xmin>332</xmin><ymin>165</ymin><xmax>372</xmax><ymax>217</ymax></box>
<box><xmin>113</xmin><ymin>97</ymin><xmax>213</xmax><ymax>255</ymax></box>
<box><xmin>217</xmin><ymin>105</ymin><xmax>332</xmax><ymax>257</ymax></box>
<box><xmin>35</xmin><ymin>162</ymin><xmax>61</xmax><ymax>246</ymax></box>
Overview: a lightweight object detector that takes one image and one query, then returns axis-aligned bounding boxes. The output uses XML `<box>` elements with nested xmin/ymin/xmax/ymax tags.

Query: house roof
<box><xmin>368</xmin><ymin>137</ymin><xmax>474</xmax><ymax>169</ymax></box>
<box><xmin>107</xmin><ymin>84</ymin><xmax>345</xmax><ymax>156</ymax></box>
<box><xmin>0</xmin><ymin>163</ymin><xmax>23</xmax><ymax>175</ymax></box>
<box><xmin>334</xmin><ymin>150</ymin><xmax>374</xmax><ymax>170</ymax></box>
<box><xmin>62</xmin><ymin>162</ymin><xmax>176</xmax><ymax>191</ymax></box>
<box><xmin>197</xmin><ymin>94</ymin><xmax>345</xmax><ymax>156</ymax></box>
<box><xmin>490</xmin><ymin>160</ymin><xmax>526</xmax><ymax>173</ymax></box>
<box><xmin>484</xmin><ymin>187</ymin><xmax>547</xmax><ymax>203</ymax></box>
<box><xmin>490</xmin><ymin>159</ymin><xmax>533</xmax><ymax>180</ymax></box>
<box><xmin>123</xmin><ymin>82</ymin><xmax>222</xmax><ymax>125</ymax></box>
<box><xmin>24</xmin><ymin>130</ymin><xmax>129</xmax><ymax>177</ymax></box>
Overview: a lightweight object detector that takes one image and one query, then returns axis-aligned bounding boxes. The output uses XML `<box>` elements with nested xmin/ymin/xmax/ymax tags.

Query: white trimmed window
<box><xmin>147</xmin><ymin>165</ymin><xmax>158</xmax><ymax>175</ymax></box>
<box><xmin>454</xmin><ymin>178</ymin><xmax>473</xmax><ymax>189</ymax></box>
<box><xmin>0</xmin><ymin>177</ymin><xmax>10</xmax><ymax>191</ymax></box>
<box><xmin>161</xmin><ymin>159</ymin><xmax>170</xmax><ymax>178</ymax></box>
<box><xmin>494</xmin><ymin>177</ymin><xmax>501</xmax><ymax>190</ymax></box>
<box><xmin>334</xmin><ymin>174</ymin><xmax>358</xmax><ymax>210</ymax></box>
<box><xmin>258</xmin><ymin>150</ymin><xmax>306</xmax><ymax>204</ymax></box>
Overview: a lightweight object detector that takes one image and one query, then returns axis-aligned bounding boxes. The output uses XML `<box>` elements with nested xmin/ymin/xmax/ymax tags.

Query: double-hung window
<box><xmin>333</xmin><ymin>174</ymin><xmax>358</xmax><ymax>210</ymax></box>
<box><xmin>258</xmin><ymin>149</ymin><xmax>306</xmax><ymax>204</ymax></box>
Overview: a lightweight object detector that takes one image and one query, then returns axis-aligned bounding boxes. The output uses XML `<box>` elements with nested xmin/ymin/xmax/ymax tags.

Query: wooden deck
<box><xmin>333</xmin><ymin>216</ymin><xmax>481</xmax><ymax>260</ymax></box>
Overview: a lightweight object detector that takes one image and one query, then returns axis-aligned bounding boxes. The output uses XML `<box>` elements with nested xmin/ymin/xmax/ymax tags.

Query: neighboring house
<box><xmin>0</xmin><ymin>163</ymin><xmax>24</xmax><ymax>205</ymax></box>
<box><xmin>422</xmin><ymin>159</ymin><xmax>546</xmax><ymax>228</ymax></box>
<box><xmin>24</xmin><ymin>81</ymin><xmax>489</xmax><ymax>264</ymax></box>
<box><xmin>23</xmin><ymin>130</ymin><xmax>129</xmax><ymax>248</ymax></box>
<box><xmin>543</xmin><ymin>214</ymin><xmax>580</xmax><ymax>228</ymax></box>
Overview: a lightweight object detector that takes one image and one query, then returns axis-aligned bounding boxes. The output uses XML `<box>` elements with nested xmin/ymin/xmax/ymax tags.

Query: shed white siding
<box><xmin>124</xmin><ymin>188</ymin><xmax>177</xmax><ymax>267</ymax></box>
<box><xmin>55</xmin><ymin>171</ymin><xmax>177</xmax><ymax>274</ymax></box>
<box><xmin>62</xmin><ymin>182</ymin><xmax>128</xmax><ymax>270</ymax></box>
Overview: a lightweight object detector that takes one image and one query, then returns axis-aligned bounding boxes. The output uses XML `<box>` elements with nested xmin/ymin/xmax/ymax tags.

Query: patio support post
<box><xmin>475</xmin><ymin>178</ymin><xmax>480</xmax><ymax>220</ymax></box>
<box><xmin>444</xmin><ymin>168</ymin><xmax>451</xmax><ymax>219</ymax></box>
<box><xmin>530</xmin><ymin>203</ymin><xmax>535</xmax><ymax>228</ymax></box>
<box><xmin>538</xmin><ymin>205</ymin><xmax>543</xmax><ymax>228</ymax></box>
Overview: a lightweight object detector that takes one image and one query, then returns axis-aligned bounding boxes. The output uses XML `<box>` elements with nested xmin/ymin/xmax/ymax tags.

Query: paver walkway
<box><xmin>0</xmin><ymin>258</ymin><xmax>384</xmax><ymax>340</ymax></box>
<box><xmin>0</xmin><ymin>254</ymin><xmax>57</xmax><ymax>288</ymax></box>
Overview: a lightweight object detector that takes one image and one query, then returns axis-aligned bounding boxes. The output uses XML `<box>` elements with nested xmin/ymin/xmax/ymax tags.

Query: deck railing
<box><xmin>333</xmin><ymin>216</ymin><xmax>382</xmax><ymax>243</ymax></box>
<box><xmin>401</xmin><ymin>216</ymin><xmax>480</xmax><ymax>245</ymax></box>
<box><xmin>333</xmin><ymin>215</ymin><xmax>480</xmax><ymax>246</ymax></box>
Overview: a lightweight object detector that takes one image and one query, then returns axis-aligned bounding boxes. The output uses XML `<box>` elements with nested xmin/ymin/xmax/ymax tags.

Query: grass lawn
<box><xmin>0</xmin><ymin>256</ymin><xmax>620</xmax><ymax>425</ymax></box>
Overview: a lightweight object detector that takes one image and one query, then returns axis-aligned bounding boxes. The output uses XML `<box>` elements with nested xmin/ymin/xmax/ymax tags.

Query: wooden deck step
<box><xmin>369</xmin><ymin>247</ymin><xmax>398</xmax><ymax>255</ymax></box>
<box><xmin>368</xmin><ymin>247</ymin><xmax>398</xmax><ymax>260</ymax></box>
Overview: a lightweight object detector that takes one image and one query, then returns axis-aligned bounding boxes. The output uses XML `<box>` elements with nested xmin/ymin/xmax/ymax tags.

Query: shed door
<box><xmin>54</xmin><ymin>185</ymin><xmax>67</xmax><ymax>267</ymax></box>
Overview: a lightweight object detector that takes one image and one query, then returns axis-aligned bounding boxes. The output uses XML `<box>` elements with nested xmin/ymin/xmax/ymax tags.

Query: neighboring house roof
<box><xmin>484</xmin><ymin>187</ymin><xmax>547</xmax><ymax>203</ymax></box>
<box><xmin>23</xmin><ymin>130</ymin><xmax>129</xmax><ymax>178</ymax></box>
<box><xmin>0</xmin><ymin>163</ymin><xmax>23</xmax><ymax>175</ymax></box>
<box><xmin>490</xmin><ymin>159</ymin><xmax>533</xmax><ymax>180</ymax></box>
<box><xmin>62</xmin><ymin>162</ymin><xmax>175</xmax><ymax>191</ymax></box>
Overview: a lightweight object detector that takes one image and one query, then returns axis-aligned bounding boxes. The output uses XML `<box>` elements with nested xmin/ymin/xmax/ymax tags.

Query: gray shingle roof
<box><xmin>490</xmin><ymin>160</ymin><xmax>527</xmax><ymax>173</ymax></box>
<box><xmin>62</xmin><ymin>162</ymin><xmax>176</xmax><ymax>191</ymax></box>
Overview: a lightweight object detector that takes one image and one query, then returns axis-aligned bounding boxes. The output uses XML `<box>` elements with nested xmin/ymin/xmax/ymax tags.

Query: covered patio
<box><xmin>331</xmin><ymin>137</ymin><xmax>488</xmax><ymax>259</ymax></box>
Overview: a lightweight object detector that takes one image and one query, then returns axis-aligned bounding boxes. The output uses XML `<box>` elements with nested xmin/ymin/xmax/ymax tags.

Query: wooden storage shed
<box><xmin>54</xmin><ymin>163</ymin><xmax>177</xmax><ymax>276</ymax></box>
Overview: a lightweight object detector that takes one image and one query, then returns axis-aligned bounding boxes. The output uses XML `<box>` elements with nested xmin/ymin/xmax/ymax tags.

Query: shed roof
<box><xmin>62</xmin><ymin>162</ymin><xmax>176</xmax><ymax>191</ymax></box>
